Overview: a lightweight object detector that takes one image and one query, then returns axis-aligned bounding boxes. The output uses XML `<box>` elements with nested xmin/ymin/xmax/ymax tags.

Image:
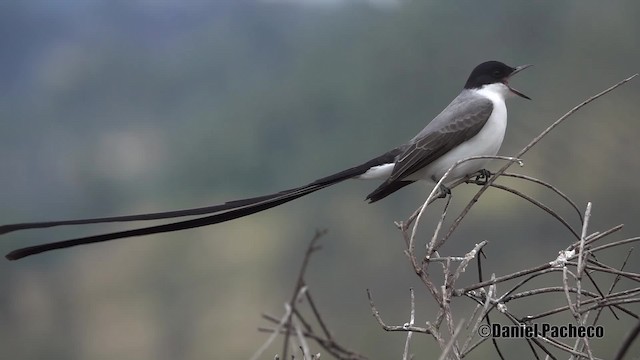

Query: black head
<box><xmin>464</xmin><ymin>61</ymin><xmax>532</xmax><ymax>99</ymax></box>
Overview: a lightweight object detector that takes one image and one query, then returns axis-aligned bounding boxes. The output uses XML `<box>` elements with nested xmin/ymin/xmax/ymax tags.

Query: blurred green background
<box><xmin>1</xmin><ymin>0</ymin><xmax>639</xmax><ymax>359</ymax></box>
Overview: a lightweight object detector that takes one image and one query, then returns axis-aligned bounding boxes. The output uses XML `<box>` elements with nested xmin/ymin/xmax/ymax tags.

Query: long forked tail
<box><xmin>4</xmin><ymin>150</ymin><xmax>400</xmax><ymax>260</ymax></box>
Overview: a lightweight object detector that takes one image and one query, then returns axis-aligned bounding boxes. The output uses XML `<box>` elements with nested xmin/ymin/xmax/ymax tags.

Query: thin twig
<box><xmin>484</xmin><ymin>182</ymin><xmax>580</xmax><ymax>239</ymax></box>
<box><xmin>305</xmin><ymin>289</ymin><xmax>333</xmax><ymax>340</ymax></box>
<box><xmin>282</xmin><ymin>229</ymin><xmax>327</xmax><ymax>360</ymax></box>
<box><xmin>501</xmin><ymin>172</ymin><xmax>583</xmax><ymax>222</ymax></box>
<box><xmin>592</xmin><ymin>248</ymin><xmax>634</xmax><ymax>323</ymax></box>
<box><xmin>403</xmin><ymin>288</ymin><xmax>416</xmax><ymax>360</ymax></box>
<box><xmin>613</xmin><ymin>319</ymin><xmax>640</xmax><ymax>360</ymax></box>
<box><xmin>251</xmin><ymin>287</ymin><xmax>308</xmax><ymax>360</ymax></box>
<box><xmin>437</xmin><ymin>319</ymin><xmax>465</xmax><ymax>360</ymax></box>
<box><xmin>366</xmin><ymin>289</ymin><xmax>434</xmax><ymax>334</ymax></box>
<box><xmin>455</xmin><ymin>263</ymin><xmax>553</xmax><ymax>295</ymax></box>
<box><xmin>589</xmin><ymin>236</ymin><xmax>640</xmax><ymax>254</ymax></box>
<box><xmin>576</xmin><ymin>202</ymin><xmax>592</xmax><ymax>311</ymax></box>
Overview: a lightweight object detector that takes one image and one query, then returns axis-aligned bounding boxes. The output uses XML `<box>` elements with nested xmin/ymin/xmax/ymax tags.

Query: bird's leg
<box><xmin>473</xmin><ymin>169</ymin><xmax>492</xmax><ymax>185</ymax></box>
<box><xmin>431</xmin><ymin>175</ymin><xmax>451</xmax><ymax>198</ymax></box>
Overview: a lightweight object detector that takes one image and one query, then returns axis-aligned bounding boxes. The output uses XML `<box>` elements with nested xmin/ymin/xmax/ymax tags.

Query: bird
<box><xmin>2</xmin><ymin>60</ymin><xmax>531</xmax><ymax>260</ymax></box>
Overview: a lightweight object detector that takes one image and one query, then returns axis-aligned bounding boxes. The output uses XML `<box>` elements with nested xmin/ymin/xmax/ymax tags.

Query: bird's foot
<box><xmin>438</xmin><ymin>184</ymin><xmax>451</xmax><ymax>198</ymax></box>
<box><xmin>474</xmin><ymin>169</ymin><xmax>492</xmax><ymax>185</ymax></box>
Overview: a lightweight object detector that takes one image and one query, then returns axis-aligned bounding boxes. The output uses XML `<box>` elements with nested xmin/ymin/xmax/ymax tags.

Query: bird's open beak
<box><xmin>504</xmin><ymin>64</ymin><xmax>533</xmax><ymax>100</ymax></box>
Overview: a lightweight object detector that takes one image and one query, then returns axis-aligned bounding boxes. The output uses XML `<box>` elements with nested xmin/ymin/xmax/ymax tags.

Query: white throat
<box><xmin>474</xmin><ymin>82</ymin><xmax>511</xmax><ymax>102</ymax></box>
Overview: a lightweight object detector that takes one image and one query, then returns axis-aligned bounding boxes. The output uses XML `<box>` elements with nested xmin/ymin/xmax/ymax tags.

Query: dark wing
<box><xmin>366</xmin><ymin>97</ymin><xmax>493</xmax><ymax>202</ymax></box>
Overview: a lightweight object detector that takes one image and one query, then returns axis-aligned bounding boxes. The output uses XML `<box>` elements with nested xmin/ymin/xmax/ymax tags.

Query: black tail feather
<box><xmin>0</xmin><ymin>192</ymin><xmax>288</xmax><ymax>235</ymax></box>
<box><xmin>4</xmin><ymin>150</ymin><xmax>402</xmax><ymax>260</ymax></box>
<box><xmin>1</xmin><ymin>150</ymin><xmax>400</xmax><ymax>236</ymax></box>
<box><xmin>5</xmin><ymin>183</ymin><xmax>331</xmax><ymax>260</ymax></box>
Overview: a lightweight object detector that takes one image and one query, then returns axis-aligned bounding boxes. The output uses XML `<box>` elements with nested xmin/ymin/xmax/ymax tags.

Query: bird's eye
<box><xmin>492</xmin><ymin>70</ymin><xmax>502</xmax><ymax>77</ymax></box>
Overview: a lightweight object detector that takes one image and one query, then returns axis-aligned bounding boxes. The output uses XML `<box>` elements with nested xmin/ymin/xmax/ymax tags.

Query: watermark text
<box><xmin>478</xmin><ymin>323</ymin><xmax>604</xmax><ymax>339</ymax></box>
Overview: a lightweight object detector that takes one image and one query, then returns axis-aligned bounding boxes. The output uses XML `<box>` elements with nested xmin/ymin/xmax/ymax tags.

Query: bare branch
<box><xmin>437</xmin><ymin>319</ymin><xmax>465</xmax><ymax>360</ymax></box>
<box><xmin>282</xmin><ymin>229</ymin><xmax>327</xmax><ymax>360</ymax></box>
<box><xmin>614</xmin><ymin>319</ymin><xmax>640</xmax><ymax>360</ymax></box>
<box><xmin>485</xmin><ymin>182</ymin><xmax>580</xmax><ymax>239</ymax></box>
<box><xmin>402</xmin><ymin>288</ymin><xmax>416</xmax><ymax>360</ymax></box>
<box><xmin>366</xmin><ymin>289</ymin><xmax>434</xmax><ymax>335</ymax></box>
<box><xmin>501</xmin><ymin>172</ymin><xmax>583</xmax><ymax>222</ymax></box>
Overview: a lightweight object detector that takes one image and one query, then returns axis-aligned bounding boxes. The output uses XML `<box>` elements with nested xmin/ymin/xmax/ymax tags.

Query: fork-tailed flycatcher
<box><xmin>2</xmin><ymin>60</ymin><xmax>531</xmax><ymax>260</ymax></box>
